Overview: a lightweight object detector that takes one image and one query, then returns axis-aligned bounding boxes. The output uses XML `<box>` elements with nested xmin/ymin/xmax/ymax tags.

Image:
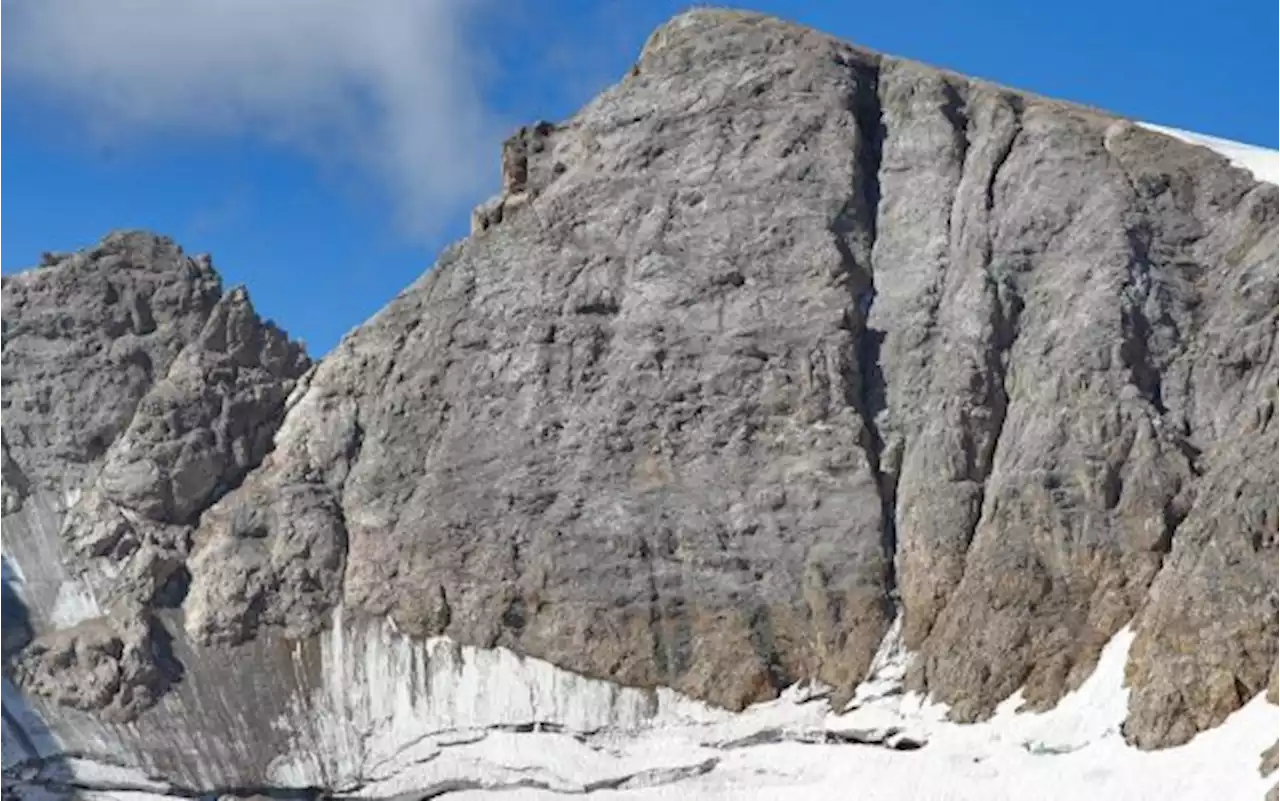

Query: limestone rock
<box><xmin>1</xmin><ymin>9</ymin><xmax>1276</xmax><ymax>790</ymax></box>
<box><xmin>2</xmin><ymin>232</ymin><xmax>224</xmax><ymax>501</ymax></box>
<box><xmin>2</xmin><ymin>231</ymin><xmax>309</xmax><ymax>647</ymax></box>
<box><xmin>93</xmin><ymin>285</ymin><xmax>308</xmax><ymax>525</ymax></box>
<box><xmin>12</xmin><ymin>612</ymin><xmax>181</xmax><ymax>722</ymax></box>
<box><xmin>1263</xmin><ymin>741</ymin><xmax>1278</xmax><ymax>777</ymax></box>
<box><xmin>214</xmin><ymin>8</ymin><xmax>1272</xmax><ymax>743</ymax></box>
<box><xmin>55</xmin><ymin>283</ymin><xmax>309</xmax><ymax>614</ymax></box>
<box><xmin>471</xmin><ymin>121</ymin><xmax>564</xmax><ymax>235</ymax></box>
<box><xmin>209</xmin><ymin>13</ymin><xmax>901</xmax><ymax>707</ymax></box>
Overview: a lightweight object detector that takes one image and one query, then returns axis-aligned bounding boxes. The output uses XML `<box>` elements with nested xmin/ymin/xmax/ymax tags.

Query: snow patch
<box><xmin>417</xmin><ymin>624</ymin><xmax>1274</xmax><ymax>800</ymax></box>
<box><xmin>48</xmin><ymin>577</ymin><xmax>101</xmax><ymax>629</ymax></box>
<box><xmin>1139</xmin><ymin>122</ymin><xmax>1279</xmax><ymax>185</ymax></box>
<box><xmin>265</xmin><ymin>604</ymin><xmax>727</xmax><ymax>791</ymax></box>
<box><xmin>50</xmin><ymin>757</ymin><xmax>173</xmax><ymax>794</ymax></box>
<box><xmin>987</xmin><ymin>626</ymin><xmax>1133</xmax><ymax>753</ymax></box>
<box><xmin>847</xmin><ymin>610</ymin><xmax>909</xmax><ymax>710</ymax></box>
<box><xmin>7</xmin><ymin>612</ymin><xmax>1272</xmax><ymax>800</ymax></box>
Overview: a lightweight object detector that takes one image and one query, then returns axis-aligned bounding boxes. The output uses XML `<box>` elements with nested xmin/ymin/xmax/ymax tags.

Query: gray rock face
<box><xmin>62</xmin><ymin>283</ymin><xmax>310</xmax><ymax>617</ymax></box>
<box><xmin>12</xmin><ymin>614</ymin><xmax>181</xmax><ymax>723</ymax></box>
<box><xmin>227</xmin><ymin>8</ymin><xmax>1273</xmax><ymax>738</ymax></box>
<box><xmin>3</xmin><ymin>232</ymin><xmax>224</xmax><ymax>510</ymax></box>
<box><xmin>2</xmin><ymin>231</ymin><xmax>310</xmax><ymax>725</ymax></box>
<box><xmin>2</xmin><ymin>8</ymin><xmax>1276</xmax><ymax>794</ymax></box>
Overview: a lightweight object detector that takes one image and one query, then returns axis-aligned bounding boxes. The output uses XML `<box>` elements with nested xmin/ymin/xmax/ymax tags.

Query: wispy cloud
<box><xmin>1</xmin><ymin>0</ymin><xmax>503</xmax><ymax>238</ymax></box>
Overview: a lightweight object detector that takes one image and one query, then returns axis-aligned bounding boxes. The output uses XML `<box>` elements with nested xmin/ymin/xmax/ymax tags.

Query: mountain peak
<box><xmin>3</xmin><ymin>12</ymin><xmax>1276</xmax><ymax>799</ymax></box>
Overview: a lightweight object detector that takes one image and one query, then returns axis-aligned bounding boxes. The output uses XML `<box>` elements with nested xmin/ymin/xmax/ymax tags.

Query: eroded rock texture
<box><xmin>2</xmin><ymin>8</ymin><xmax>1276</xmax><ymax>792</ymax></box>
<box><xmin>12</xmin><ymin>614</ymin><xmax>182</xmax><ymax>723</ymax></box>
<box><xmin>2</xmin><ymin>231</ymin><xmax>309</xmax><ymax>724</ymax></box>
<box><xmin>210</xmin><ymin>9</ymin><xmax>1272</xmax><ymax>742</ymax></box>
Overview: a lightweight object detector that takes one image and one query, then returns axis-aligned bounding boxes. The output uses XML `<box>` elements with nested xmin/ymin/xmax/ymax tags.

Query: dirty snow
<box><xmin>266</xmin><ymin>612</ymin><xmax>1277</xmax><ymax>800</ymax></box>
<box><xmin>417</xmin><ymin>624</ymin><xmax>1275</xmax><ymax>801</ymax></box>
<box><xmin>8</xmin><ymin>608</ymin><xmax>1274</xmax><ymax>801</ymax></box>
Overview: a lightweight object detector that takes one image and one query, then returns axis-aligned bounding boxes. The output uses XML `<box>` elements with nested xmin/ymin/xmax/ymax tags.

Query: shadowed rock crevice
<box><xmin>1118</xmin><ymin>223</ymin><xmax>1170</xmax><ymax>414</ymax></box>
<box><xmin>0</xmin><ymin>437</ymin><xmax>32</xmax><ymax>516</ymax></box>
<box><xmin>831</xmin><ymin>59</ymin><xmax>898</xmax><ymax>614</ymax></box>
<box><xmin>963</xmin><ymin>97</ymin><xmax>1023</xmax><ymax>565</ymax></box>
<box><xmin>854</xmin><ymin>98</ymin><xmax>900</xmax><ymax>612</ymax></box>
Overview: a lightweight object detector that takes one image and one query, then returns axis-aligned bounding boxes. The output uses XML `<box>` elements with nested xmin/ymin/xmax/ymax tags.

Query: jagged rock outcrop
<box><xmin>2</xmin><ymin>8</ymin><xmax>1276</xmax><ymax>795</ymax></box>
<box><xmin>11</xmin><ymin>614</ymin><xmax>181</xmax><ymax>722</ymax></box>
<box><xmin>2</xmin><ymin>230</ymin><xmax>310</xmax><ymax>727</ymax></box>
<box><xmin>61</xmin><ymin>282</ymin><xmax>311</xmax><ymax>618</ymax></box>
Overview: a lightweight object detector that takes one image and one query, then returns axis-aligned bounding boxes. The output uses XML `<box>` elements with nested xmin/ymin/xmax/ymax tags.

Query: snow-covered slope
<box><xmin>430</xmin><ymin>624</ymin><xmax>1280</xmax><ymax>798</ymax></box>
<box><xmin>1139</xmin><ymin>122</ymin><xmax>1279</xmax><ymax>184</ymax></box>
<box><xmin>6</xmin><ymin>611</ymin><xmax>1273</xmax><ymax>801</ymax></box>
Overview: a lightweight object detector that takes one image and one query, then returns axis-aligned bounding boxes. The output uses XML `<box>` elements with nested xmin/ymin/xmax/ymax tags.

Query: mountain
<box><xmin>3</xmin><ymin>9</ymin><xmax>1277</xmax><ymax>800</ymax></box>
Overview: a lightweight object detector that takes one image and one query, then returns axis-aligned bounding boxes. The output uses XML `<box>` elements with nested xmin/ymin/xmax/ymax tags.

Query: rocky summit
<box><xmin>2</xmin><ymin>8</ymin><xmax>1277</xmax><ymax>799</ymax></box>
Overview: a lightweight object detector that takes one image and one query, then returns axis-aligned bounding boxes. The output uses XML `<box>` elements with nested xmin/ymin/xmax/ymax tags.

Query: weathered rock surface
<box><xmin>11</xmin><ymin>614</ymin><xmax>181</xmax><ymax>723</ymax></box>
<box><xmin>1263</xmin><ymin>741</ymin><xmax>1278</xmax><ymax>776</ymax></box>
<box><xmin>2</xmin><ymin>230</ymin><xmax>310</xmax><ymax>727</ymax></box>
<box><xmin>2</xmin><ymin>7</ymin><xmax>1277</xmax><ymax>795</ymax></box>
<box><xmin>62</xmin><ymin>282</ymin><xmax>310</xmax><ymax>619</ymax></box>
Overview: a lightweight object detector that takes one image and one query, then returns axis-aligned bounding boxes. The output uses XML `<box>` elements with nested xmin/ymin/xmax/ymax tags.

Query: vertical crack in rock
<box><xmin>833</xmin><ymin>60</ymin><xmax>897</xmax><ymax>611</ymax></box>
<box><xmin>1119</xmin><ymin>222</ymin><xmax>1169</xmax><ymax>414</ymax></box>
<box><xmin>1</xmin><ymin>435</ymin><xmax>32</xmax><ymax>515</ymax></box>
<box><xmin>872</xmin><ymin>78</ymin><xmax>1020</xmax><ymax>655</ymax></box>
<box><xmin>968</xmin><ymin>100</ymin><xmax>1023</xmax><ymax>543</ymax></box>
<box><xmin>939</xmin><ymin>82</ymin><xmax>972</xmax><ymax>296</ymax></box>
<box><xmin>1104</xmin><ymin>137</ymin><xmax>1213</xmax><ymax>566</ymax></box>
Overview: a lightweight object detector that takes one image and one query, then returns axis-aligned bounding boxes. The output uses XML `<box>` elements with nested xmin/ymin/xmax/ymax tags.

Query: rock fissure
<box><xmin>1118</xmin><ymin>224</ymin><xmax>1170</xmax><ymax>414</ymax></box>
<box><xmin>839</xmin><ymin>62</ymin><xmax>900</xmax><ymax>611</ymax></box>
<box><xmin>969</xmin><ymin>101</ymin><xmax>1024</xmax><ymax>495</ymax></box>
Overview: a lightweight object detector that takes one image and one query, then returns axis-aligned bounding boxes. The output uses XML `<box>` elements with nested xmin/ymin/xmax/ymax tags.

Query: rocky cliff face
<box><xmin>2</xmin><ymin>232</ymin><xmax>310</xmax><ymax>724</ymax></box>
<box><xmin>3</xmin><ymin>9</ymin><xmax>1276</xmax><ymax>798</ymax></box>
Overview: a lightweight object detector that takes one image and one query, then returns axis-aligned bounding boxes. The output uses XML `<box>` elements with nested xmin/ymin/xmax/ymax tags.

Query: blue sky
<box><xmin>4</xmin><ymin>0</ymin><xmax>1276</xmax><ymax>356</ymax></box>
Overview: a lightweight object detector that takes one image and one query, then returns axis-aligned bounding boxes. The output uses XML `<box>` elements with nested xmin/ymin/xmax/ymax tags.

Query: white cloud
<box><xmin>1</xmin><ymin>0</ymin><xmax>503</xmax><ymax>238</ymax></box>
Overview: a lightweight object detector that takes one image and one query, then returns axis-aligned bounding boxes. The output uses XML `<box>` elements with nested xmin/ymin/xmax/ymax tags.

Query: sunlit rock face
<box><xmin>2</xmin><ymin>8</ymin><xmax>1277</xmax><ymax>799</ymax></box>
